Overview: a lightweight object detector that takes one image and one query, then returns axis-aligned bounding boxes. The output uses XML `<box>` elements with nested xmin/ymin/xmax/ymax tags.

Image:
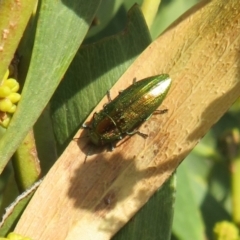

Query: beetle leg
<box><xmin>110</xmin><ymin>142</ymin><xmax>115</xmax><ymax>151</ymax></box>
<box><xmin>107</xmin><ymin>90</ymin><xmax>112</xmax><ymax>102</ymax></box>
<box><xmin>103</xmin><ymin>91</ymin><xmax>112</xmax><ymax>107</ymax></box>
<box><xmin>84</xmin><ymin>146</ymin><xmax>94</xmax><ymax>163</ymax></box>
<box><xmin>126</xmin><ymin>130</ymin><xmax>148</xmax><ymax>138</ymax></box>
<box><xmin>93</xmin><ymin>112</ymin><xmax>99</xmax><ymax>119</ymax></box>
<box><xmin>153</xmin><ymin>109</ymin><xmax>168</xmax><ymax>115</ymax></box>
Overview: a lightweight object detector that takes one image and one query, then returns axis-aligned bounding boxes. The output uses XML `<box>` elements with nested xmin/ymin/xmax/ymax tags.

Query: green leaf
<box><xmin>0</xmin><ymin>179</ymin><xmax>42</xmax><ymax>236</ymax></box>
<box><xmin>0</xmin><ymin>0</ymin><xmax>101</xmax><ymax>173</ymax></box>
<box><xmin>172</xmin><ymin>161</ymin><xmax>205</xmax><ymax>240</ymax></box>
<box><xmin>150</xmin><ymin>0</ymin><xmax>199</xmax><ymax>39</ymax></box>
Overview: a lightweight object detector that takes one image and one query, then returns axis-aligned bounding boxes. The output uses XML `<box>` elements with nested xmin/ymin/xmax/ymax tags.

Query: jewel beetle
<box><xmin>84</xmin><ymin>74</ymin><xmax>171</xmax><ymax>146</ymax></box>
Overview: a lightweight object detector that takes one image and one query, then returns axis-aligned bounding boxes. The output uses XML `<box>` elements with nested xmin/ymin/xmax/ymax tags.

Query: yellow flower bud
<box><xmin>0</xmin><ymin>99</ymin><xmax>13</xmax><ymax>112</ymax></box>
<box><xmin>7</xmin><ymin>232</ymin><xmax>32</xmax><ymax>240</ymax></box>
<box><xmin>0</xmin><ymin>86</ymin><xmax>11</xmax><ymax>98</ymax></box>
<box><xmin>0</xmin><ymin>116</ymin><xmax>10</xmax><ymax>128</ymax></box>
<box><xmin>4</xmin><ymin>79</ymin><xmax>19</xmax><ymax>92</ymax></box>
<box><xmin>8</xmin><ymin>92</ymin><xmax>21</xmax><ymax>103</ymax></box>
<box><xmin>213</xmin><ymin>221</ymin><xmax>239</xmax><ymax>240</ymax></box>
<box><xmin>7</xmin><ymin>104</ymin><xmax>16</xmax><ymax>113</ymax></box>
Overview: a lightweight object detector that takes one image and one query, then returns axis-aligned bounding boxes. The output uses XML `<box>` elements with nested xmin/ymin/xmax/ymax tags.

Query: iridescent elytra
<box><xmin>84</xmin><ymin>74</ymin><xmax>171</xmax><ymax>146</ymax></box>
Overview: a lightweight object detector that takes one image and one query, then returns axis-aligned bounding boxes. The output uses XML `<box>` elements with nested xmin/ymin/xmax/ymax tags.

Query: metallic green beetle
<box><xmin>84</xmin><ymin>74</ymin><xmax>171</xmax><ymax>146</ymax></box>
